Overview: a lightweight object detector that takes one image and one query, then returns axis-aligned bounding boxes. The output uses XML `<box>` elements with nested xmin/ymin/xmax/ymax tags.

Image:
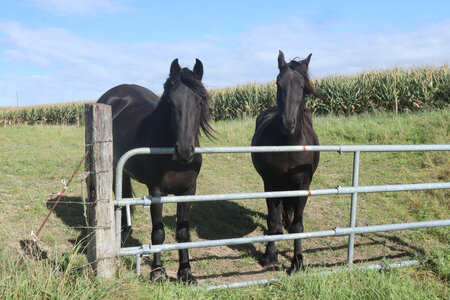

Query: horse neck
<box><xmin>150</xmin><ymin>102</ymin><xmax>177</xmax><ymax>145</ymax></box>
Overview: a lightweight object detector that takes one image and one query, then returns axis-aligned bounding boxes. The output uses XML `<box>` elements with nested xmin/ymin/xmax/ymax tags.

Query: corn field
<box><xmin>0</xmin><ymin>102</ymin><xmax>89</xmax><ymax>126</ymax></box>
<box><xmin>210</xmin><ymin>65</ymin><xmax>449</xmax><ymax>120</ymax></box>
<box><xmin>1</xmin><ymin>65</ymin><xmax>448</xmax><ymax>125</ymax></box>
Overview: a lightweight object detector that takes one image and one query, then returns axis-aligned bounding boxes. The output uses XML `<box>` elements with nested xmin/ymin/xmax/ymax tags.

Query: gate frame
<box><xmin>113</xmin><ymin>144</ymin><xmax>450</xmax><ymax>286</ymax></box>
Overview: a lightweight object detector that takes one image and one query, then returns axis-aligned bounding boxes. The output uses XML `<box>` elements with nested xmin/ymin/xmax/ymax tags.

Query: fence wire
<box><xmin>0</xmin><ymin>141</ymin><xmax>110</xmax><ymax>148</ymax></box>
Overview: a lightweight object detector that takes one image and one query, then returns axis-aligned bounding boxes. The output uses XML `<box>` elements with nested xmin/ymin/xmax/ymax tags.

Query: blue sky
<box><xmin>0</xmin><ymin>1</ymin><xmax>449</xmax><ymax>106</ymax></box>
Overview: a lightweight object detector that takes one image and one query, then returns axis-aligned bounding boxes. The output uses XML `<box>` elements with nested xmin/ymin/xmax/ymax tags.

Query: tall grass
<box><xmin>0</xmin><ymin>65</ymin><xmax>448</xmax><ymax>125</ymax></box>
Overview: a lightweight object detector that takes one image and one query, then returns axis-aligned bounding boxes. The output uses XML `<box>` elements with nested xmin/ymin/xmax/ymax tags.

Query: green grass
<box><xmin>0</xmin><ymin>110</ymin><xmax>449</xmax><ymax>298</ymax></box>
<box><xmin>1</xmin><ymin>247</ymin><xmax>448</xmax><ymax>299</ymax></box>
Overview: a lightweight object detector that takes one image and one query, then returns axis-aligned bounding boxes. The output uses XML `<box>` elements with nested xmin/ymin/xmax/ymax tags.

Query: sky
<box><xmin>0</xmin><ymin>1</ymin><xmax>449</xmax><ymax>106</ymax></box>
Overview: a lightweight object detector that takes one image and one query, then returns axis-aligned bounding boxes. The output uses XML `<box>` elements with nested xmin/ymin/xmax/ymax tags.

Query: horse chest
<box><xmin>265</xmin><ymin>152</ymin><xmax>301</xmax><ymax>171</ymax></box>
<box><xmin>262</xmin><ymin>151</ymin><xmax>313</xmax><ymax>182</ymax></box>
<box><xmin>159</xmin><ymin>170</ymin><xmax>198</xmax><ymax>194</ymax></box>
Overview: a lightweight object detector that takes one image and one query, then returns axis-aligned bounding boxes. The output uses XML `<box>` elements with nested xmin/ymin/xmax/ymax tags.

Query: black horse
<box><xmin>251</xmin><ymin>51</ymin><xmax>324</xmax><ymax>271</ymax></box>
<box><xmin>97</xmin><ymin>58</ymin><xmax>214</xmax><ymax>283</ymax></box>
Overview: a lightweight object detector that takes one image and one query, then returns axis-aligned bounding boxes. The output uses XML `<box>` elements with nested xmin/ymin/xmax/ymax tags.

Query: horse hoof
<box><xmin>260</xmin><ymin>256</ymin><xmax>280</xmax><ymax>271</ymax></box>
<box><xmin>287</xmin><ymin>261</ymin><xmax>305</xmax><ymax>275</ymax></box>
<box><xmin>290</xmin><ymin>255</ymin><xmax>305</xmax><ymax>271</ymax></box>
<box><xmin>150</xmin><ymin>267</ymin><xmax>168</xmax><ymax>283</ymax></box>
<box><xmin>177</xmin><ymin>269</ymin><xmax>198</xmax><ymax>284</ymax></box>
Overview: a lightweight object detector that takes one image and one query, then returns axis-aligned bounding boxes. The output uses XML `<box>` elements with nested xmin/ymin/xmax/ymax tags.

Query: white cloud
<box><xmin>30</xmin><ymin>0</ymin><xmax>129</xmax><ymax>15</ymax></box>
<box><xmin>0</xmin><ymin>17</ymin><xmax>449</xmax><ymax>106</ymax></box>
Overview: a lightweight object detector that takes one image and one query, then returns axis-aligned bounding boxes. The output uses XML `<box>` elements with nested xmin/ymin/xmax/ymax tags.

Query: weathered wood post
<box><xmin>84</xmin><ymin>103</ymin><xmax>117</xmax><ymax>279</ymax></box>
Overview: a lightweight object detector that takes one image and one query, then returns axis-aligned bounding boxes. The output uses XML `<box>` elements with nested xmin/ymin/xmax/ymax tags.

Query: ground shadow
<box><xmin>188</xmin><ymin>231</ymin><xmax>425</xmax><ymax>281</ymax></box>
<box><xmin>46</xmin><ymin>196</ymin><xmax>88</xmax><ymax>247</ymax></box>
<box><xmin>46</xmin><ymin>196</ymin><xmax>427</xmax><ymax>280</ymax></box>
<box><xmin>19</xmin><ymin>239</ymin><xmax>48</xmax><ymax>260</ymax></box>
<box><xmin>46</xmin><ymin>196</ymin><xmax>141</xmax><ymax>252</ymax></box>
<box><xmin>369</xmin><ymin>232</ymin><xmax>425</xmax><ymax>256</ymax></box>
<box><xmin>162</xmin><ymin>200</ymin><xmax>266</xmax><ymax>260</ymax></box>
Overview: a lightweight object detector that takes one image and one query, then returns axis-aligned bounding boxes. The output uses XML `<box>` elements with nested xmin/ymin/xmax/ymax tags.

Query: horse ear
<box><xmin>304</xmin><ymin>53</ymin><xmax>312</xmax><ymax>68</ymax></box>
<box><xmin>278</xmin><ymin>50</ymin><xmax>286</xmax><ymax>69</ymax></box>
<box><xmin>301</xmin><ymin>53</ymin><xmax>312</xmax><ymax>72</ymax></box>
<box><xmin>170</xmin><ymin>58</ymin><xmax>181</xmax><ymax>80</ymax></box>
<box><xmin>193</xmin><ymin>58</ymin><xmax>203</xmax><ymax>80</ymax></box>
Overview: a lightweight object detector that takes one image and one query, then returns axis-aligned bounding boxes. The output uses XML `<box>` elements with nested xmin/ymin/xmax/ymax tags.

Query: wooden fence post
<box><xmin>84</xmin><ymin>103</ymin><xmax>117</xmax><ymax>279</ymax></box>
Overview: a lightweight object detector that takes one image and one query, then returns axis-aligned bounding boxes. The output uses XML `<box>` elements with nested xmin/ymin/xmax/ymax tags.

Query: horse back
<box><xmin>97</xmin><ymin>84</ymin><xmax>160</xmax><ymax>162</ymax></box>
<box><xmin>97</xmin><ymin>84</ymin><xmax>159</xmax><ymax>119</ymax></box>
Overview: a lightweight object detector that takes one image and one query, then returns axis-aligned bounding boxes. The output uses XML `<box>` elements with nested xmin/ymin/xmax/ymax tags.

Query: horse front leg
<box><xmin>262</xmin><ymin>182</ymin><xmax>283</xmax><ymax>270</ymax></box>
<box><xmin>289</xmin><ymin>195</ymin><xmax>308</xmax><ymax>271</ymax></box>
<box><xmin>149</xmin><ymin>187</ymin><xmax>167</xmax><ymax>282</ymax></box>
<box><xmin>263</xmin><ymin>198</ymin><xmax>283</xmax><ymax>270</ymax></box>
<box><xmin>176</xmin><ymin>185</ymin><xmax>197</xmax><ymax>284</ymax></box>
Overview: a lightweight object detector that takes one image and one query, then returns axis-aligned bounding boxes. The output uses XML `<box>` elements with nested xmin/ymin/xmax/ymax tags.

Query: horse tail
<box><xmin>281</xmin><ymin>199</ymin><xmax>294</xmax><ymax>232</ymax></box>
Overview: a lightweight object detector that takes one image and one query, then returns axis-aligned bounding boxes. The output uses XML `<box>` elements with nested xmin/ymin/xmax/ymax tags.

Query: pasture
<box><xmin>0</xmin><ymin>110</ymin><xmax>448</xmax><ymax>298</ymax></box>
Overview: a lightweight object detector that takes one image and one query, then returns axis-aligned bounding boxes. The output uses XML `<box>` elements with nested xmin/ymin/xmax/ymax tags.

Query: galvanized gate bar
<box><xmin>204</xmin><ymin>259</ymin><xmax>424</xmax><ymax>290</ymax></box>
<box><xmin>114</xmin><ymin>182</ymin><xmax>450</xmax><ymax>206</ymax></box>
<box><xmin>113</xmin><ymin>144</ymin><xmax>450</xmax><ymax>282</ymax></box>
<box><xmin>119</xmin><ymin>219</ymin><xmax>450</xmax><ymax>256</ymax></box>
<box><xmin>115</xmin><ymin>144</ymin><xmax>450</xmax><ymax>195</ymax></box>
<box><xmin>197</xmin><ymin>144</ymin><xmax>450</xmax><ymax>153</ymax></box>
<box><xmin>347</xmin><ymin>151</ymin><xmax>360</xmax><ymax>264</ymax></box>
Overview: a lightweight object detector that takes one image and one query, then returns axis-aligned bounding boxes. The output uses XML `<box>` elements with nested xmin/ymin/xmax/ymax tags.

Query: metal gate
<box><xmin>114</xmin><ymin>144</ymin><xmax>450</xmax><ymax>287</ymax></box>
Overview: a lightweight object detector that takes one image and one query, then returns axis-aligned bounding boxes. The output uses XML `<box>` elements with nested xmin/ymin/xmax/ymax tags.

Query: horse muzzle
<box><xmin>172</xmin><ymin>144</ymin><xmax>195</xmax><ymax>164</ymax></box>
<box><xmin>281</xmin><ymin>117</ymin><xmax>296</xmax><ymax>135</ymax></box>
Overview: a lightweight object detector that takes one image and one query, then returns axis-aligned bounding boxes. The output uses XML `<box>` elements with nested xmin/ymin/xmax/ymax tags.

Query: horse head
<box><xmin>163</xmin><ymin>58</ymin><xmax>212</xmax><ymax>164</ymax></box>
<box><xmin>276</xmin><ymin>50</ymin><xmax>324</xmax><ymax>135</ymax></box>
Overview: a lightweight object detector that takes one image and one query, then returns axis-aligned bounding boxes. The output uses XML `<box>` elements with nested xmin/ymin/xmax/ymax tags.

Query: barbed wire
<box><xmin>1</xmin><ymin>226</ymin><xmax>112</xmax><ymax>235</ymax></box>
<box><xmin>0</xmin><ymin>140</ymin><xmax>112</xmax><ymax>148</ymax></box>
<box><xmin>0</xmin><ymin>144</ymin><xmax>89</xmax><ymax>148</ymax></box>
<box><xmin>68</xmin><ymin>257</ymin><xmax>110</xmax><ymax>272</ymax></box>
<box><xmin>0</xmin><ymin>172</ymin><xmax>105</xmax><ymax>189</ymax></box>
<box><xmin>0</xmin><ymin>197</ymin><xmax>112</xmax><ymax>206</ymax></box>
<box><xmin>0</xmin><ymin>178</ymin><xmax>86</xmax><ymax>188</ymax></box>
<box><xmin>3</xmin><ymin>228</ymin><xmax>114</xmax><ymax>273</ymax></box>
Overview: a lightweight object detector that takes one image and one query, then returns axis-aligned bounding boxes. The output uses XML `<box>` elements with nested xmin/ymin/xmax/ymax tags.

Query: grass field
<box><xmin>0</xmin><ymin>110</ymin><xmax>449</xmax><ymax>299</ymax></box>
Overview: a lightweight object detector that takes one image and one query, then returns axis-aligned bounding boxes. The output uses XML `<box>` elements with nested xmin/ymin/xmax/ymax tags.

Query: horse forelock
<box><xmin>160</xmin><ymin>68</ymin><xmax>215</xmax><ymax>140</ymax></box>
<box><xmin>283</xmin><ymin>59</ymin><xmax>325</xmax><ymax>101</ymax></box>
